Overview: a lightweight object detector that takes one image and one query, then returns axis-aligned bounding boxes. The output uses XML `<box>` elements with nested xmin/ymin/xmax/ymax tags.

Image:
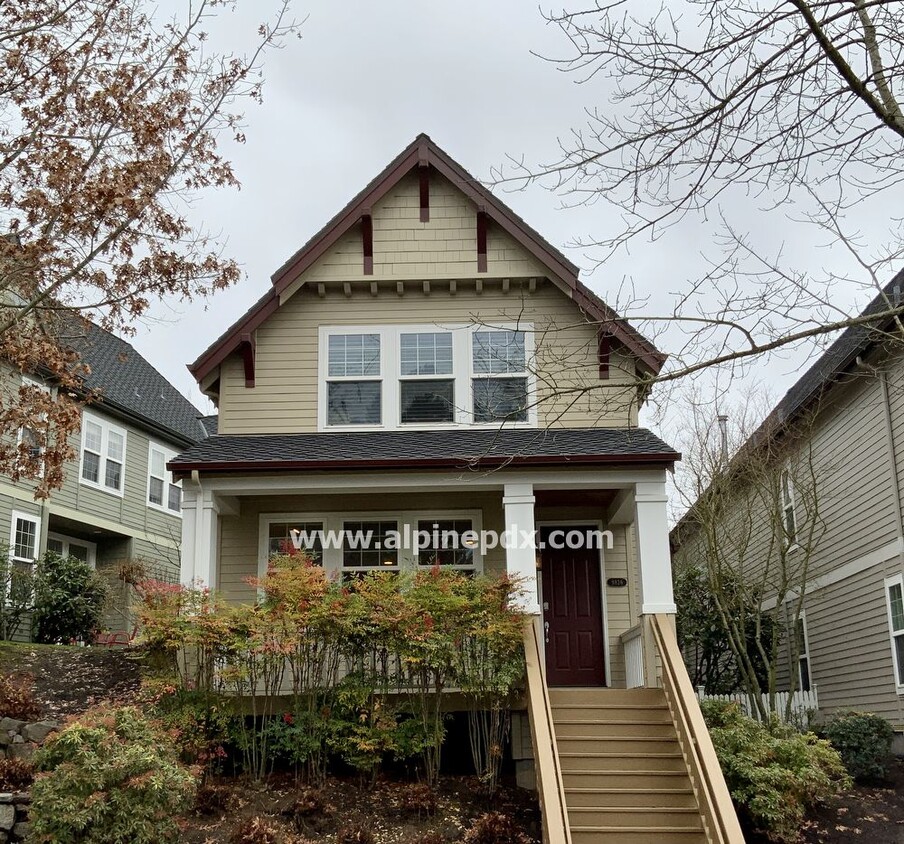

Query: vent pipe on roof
<box><xmin>717</xmin><ymin>414</ymin><xmax>729</xmax><ymax>465</ymax></box>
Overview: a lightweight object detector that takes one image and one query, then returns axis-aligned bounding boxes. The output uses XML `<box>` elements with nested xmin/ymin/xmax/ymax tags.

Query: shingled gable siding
<box><xmin>216</xmin><ymin>489</ymin><xmax>637</xmax><ymax>687</ymax></box>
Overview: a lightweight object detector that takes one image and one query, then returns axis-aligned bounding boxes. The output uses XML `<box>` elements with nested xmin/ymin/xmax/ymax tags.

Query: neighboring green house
<box><xmin>0</xmin><ymin>321</ymin><xmax>210</xmax><ymax>634</ymax></box>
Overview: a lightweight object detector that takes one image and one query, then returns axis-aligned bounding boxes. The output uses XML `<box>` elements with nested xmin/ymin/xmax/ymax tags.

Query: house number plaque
<box><xmin>606</xmin><ymin>577</ymin><xmax>628</xmax><ymax>588</ymax></box>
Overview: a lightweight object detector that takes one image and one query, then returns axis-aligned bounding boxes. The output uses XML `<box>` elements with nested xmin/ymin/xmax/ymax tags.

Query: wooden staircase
<box><xmin>549</xmin><ymin>687</ymin><xmax>707</xmax><ymax>844</ymax></box>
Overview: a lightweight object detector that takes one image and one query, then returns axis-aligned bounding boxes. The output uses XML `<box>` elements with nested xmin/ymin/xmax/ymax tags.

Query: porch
<box><xmin>178</xmin><ymin>466</ymin><xmax>675</xmax><ymax>690</ymax></box>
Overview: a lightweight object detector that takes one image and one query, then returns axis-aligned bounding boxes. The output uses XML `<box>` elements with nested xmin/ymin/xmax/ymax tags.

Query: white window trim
<box><xmin>884</xmin><ymin>573</ymin><xmax>904</xmax><ymax>694</ymax></box>
<box><xmin>46</xmin><ymin>532</ymin><xmax>97</xmax><ymax>568</ymax></box>
<box><xmin>79</xmin><ymin>411</ymin><xmax>127</xmax><ymax>498</ymax></box>
<box><xmin>147</xmin><ymin>441</ymin><xmax>183</xmax><ymax>517</ymax></box>
<box><xmin>317</xmin><ymin>323</ymin><xmax>537</xmax><ymax>432</ymax></box>
<box><xmin>258</xmin><ymin>510</ymin><xmax>484</xmax><ymax>580</ymax></box>
<box><xmin>795</xmin><ymin>610</ymin><xmax>811</xmax><ymax>692</ymax></box>
<box><xmin>9</xmin><ymin>511</ymin><xmax>41</xmax><ymax>567</ymax></box>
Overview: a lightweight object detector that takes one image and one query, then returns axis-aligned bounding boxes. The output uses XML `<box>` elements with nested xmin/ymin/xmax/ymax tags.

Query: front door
<box><xmin>540</xmin><ymin>527</ymin><xmax>606</xmax><ymax>687</ymax></box>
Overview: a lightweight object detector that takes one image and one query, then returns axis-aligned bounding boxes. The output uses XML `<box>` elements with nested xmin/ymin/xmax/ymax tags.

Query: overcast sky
<box><xmin>130</xmin><ymin>0</ymin><xmax>886</xmax><ymax>433</ymax></box>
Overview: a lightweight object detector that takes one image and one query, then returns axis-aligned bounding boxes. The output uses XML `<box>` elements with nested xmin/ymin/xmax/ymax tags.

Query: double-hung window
<box><xmin>9</xmin><ymin>512</ymin><xmax>40</xmax><ymax>580</ymax></box>
<box><xmin>80</xmin><ymin>413</ymin><xmax>126</xmax><ymax>495</ymax></box>
<box><xmin>148</xmin><ymin>443</ymin><xmax>182</xmax><ymax>514</ymax></box>
<box><xmin>399</xmin><ymin>332</ymin><xmax>455</xmax><ymax>424</ymax></box>
<box><xmin>886</xmin><ymin>576</ymin><xmax>904</xmax><ymax>689</ymax></box>
<box><xmin>326</xmin><ymin>333</ymin><xmax>382</xmax><ymax>426</ymax></box>
<box><xmin>267</xmin><ymin>521</ymin><xmax>324</xmax><ymax>564</ymax></box>
<box><xmin>416</xmin><ymin>519</ymin><xmax>477</xmax><ymax>573</ymax></box>
<box><xmin>794</xmin><ymin>613</ymin><xmax>811</xmax><ymax>692</ymax></box>
<box><xmin>472</xmin><ymin>329</ymin><xmax>529</xmax><ymax>423</ymax></box>
<box><xmin>780</xmin><ymin>470</ymin><xmax>797</xmax><ymax>545</ymax></box>
<box><xmin>342</xmin><ymin>520</ymin><xmax>399</xmax><ymax>573</ymax></box>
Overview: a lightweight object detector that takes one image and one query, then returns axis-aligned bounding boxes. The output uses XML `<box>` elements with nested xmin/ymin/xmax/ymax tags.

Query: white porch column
<box><xmin>503</xmin><ymin>482</ymin><xmax>540</xmax><ymax>615</ymax></box>
<box><xmin>635</xmin><ymin>478</ymin><xmax>676</xmax><ymax>614</ymax></box>
<box><xmin>179</xmin><ymin>483</ymin><xmax>219</xmax><ymax>589</ymax></box>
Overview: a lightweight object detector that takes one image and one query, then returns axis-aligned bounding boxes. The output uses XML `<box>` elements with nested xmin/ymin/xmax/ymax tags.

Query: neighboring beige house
<box><xmin>0</xmin><ymin>321</ymin><xmax>210</xmax><ymax>634</ymax></box>
<box><xmin>171</xmin><ymin>135</ymin><xmax>744</xmax><ymax>844</ymax></box>
<box><xmin>672</xmin><ymin>270</ymin><xmax>904</xmax><ymax>730</ymax></box>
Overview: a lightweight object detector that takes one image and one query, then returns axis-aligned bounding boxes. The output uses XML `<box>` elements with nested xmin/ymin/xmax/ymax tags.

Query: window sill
<box><xmin>78</xmin><ymin>478</ymin><xmax>125</xmax><ymax>499</ymax></box>
<box><xmin>147</xmin><ymin>502</ymin><xmax>182</xmax><ymax>518</ymax></box>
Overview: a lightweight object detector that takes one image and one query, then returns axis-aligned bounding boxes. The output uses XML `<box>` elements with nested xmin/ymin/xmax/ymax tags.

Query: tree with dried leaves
<box><xmin>505</xmin><ymin>0</ymin><xmax>904</xmax><ymax>389</ymax></box>
<box><xmin>671</xmin><ymin>393</ymin><xmax>826</xmax><ymax>720</ymax></box>
<box><xmin>0</xmin><ymin>0</ymin><xmax>298</xmax><ymax>497</ymax></box>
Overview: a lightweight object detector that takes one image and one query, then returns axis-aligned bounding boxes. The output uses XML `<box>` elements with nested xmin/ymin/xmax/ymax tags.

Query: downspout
<box><xmin>869</xmin><ymin>363</ymin><xmax>904</xmax><ymax>553</ymax></box>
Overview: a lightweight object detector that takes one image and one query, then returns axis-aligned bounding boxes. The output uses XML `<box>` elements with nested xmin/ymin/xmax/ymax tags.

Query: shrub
<box><xmin>394</xmin><ymin>782</ymin><xmax>438</xmax><ymax>818</ymax></box>
<box><xmin>462</xmin><ymin>812</ymin><xmax>532</xmax><ymax>844</ymax></box>
<box><xmin>702</xmin><ymin>700</ymin><xmax>850</xmax><ymax>841</ymax></box>
<box><xmin>0</xmin><ymin>547</ymin><xmax>34</xmax><ymax>641</ymax></box>
<box><xmin>30</xmin><ymin>706</ymin><xmax>197</xmax><ymax>844</ymax></box>
<box><xmin>336</xmin><ymin>824</ymin><xmax>375</xmax><ymax>844</ymax></box>
<box><xmin>32</xmin><ymin>552</ymin><xmax>109</xmax><ymax>644</ymax></box>
<box><xmin>287</xmin><ymin>786</ymin><xmax>335</xmax><ymax>834</ymax></box>
<box><xmin>0</xmin><ymin>673</ymin><xmax>40</xmax><ymax>720</ymax></box>
<box><xmin>232</xmin><ymin>817</ymin><xmax>283</xmax><ymax>844</ymax></box>
<box><xmin>0</xmin><ymin>757</ymin><xmax>34</xmax><ymax>790</ymax></box>
<box><xmin>824</xmin><ymin>710</ymin><xmax>895</xmax><ymax>782</ymax></box>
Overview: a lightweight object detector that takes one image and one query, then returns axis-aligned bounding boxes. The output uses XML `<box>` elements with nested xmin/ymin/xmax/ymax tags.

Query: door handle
<box><xmin>544</xmin><ymin>621</ymin><xmax>550</xmax><ymax>644</ymax></box>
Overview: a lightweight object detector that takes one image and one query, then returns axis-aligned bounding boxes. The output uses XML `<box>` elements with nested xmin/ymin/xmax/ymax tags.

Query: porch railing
<box><xmin>522</xmin><ymin>616</ymin><xmax>572</xmax><ymax>844</ymax></box>
<box><xmin>650</xmin><ymin>613</ymin><xmax>745</xmax><ymax>844</ymax></box>
<box><xmin>620</xmin><ymin>624</ymin><xmax>645</xmax><ymax>688</ymax></box>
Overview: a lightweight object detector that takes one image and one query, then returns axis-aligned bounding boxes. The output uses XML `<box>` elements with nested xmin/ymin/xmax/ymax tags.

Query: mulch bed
<box><xmin>0</xmin><ymin>642</ymin><xmax>143</xmax><ymax>720</ymax></box>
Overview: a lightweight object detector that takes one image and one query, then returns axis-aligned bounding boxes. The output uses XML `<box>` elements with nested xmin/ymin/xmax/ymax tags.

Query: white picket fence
<box><xmin>696</xmin><ymin>686</ymin><xmax>819</xmax><ymax>724</ymax></box>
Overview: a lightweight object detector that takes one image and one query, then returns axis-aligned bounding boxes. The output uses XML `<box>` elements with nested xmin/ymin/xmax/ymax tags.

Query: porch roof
<box><xmin>168</xmin><ymin>427</ymin><xmax>679</xmax><ymax>475</ymax></box>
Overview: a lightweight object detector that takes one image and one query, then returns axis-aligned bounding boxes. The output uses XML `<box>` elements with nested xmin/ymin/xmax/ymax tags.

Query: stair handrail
<box><xmin>650</xmin><ymin>613</ymin><xmax>745</xmax><ymax>844</ymax></box>
<box><xmin>522</xmin><ymin>616</ymin><xmax>572</xmax><ymax>844</ymax></box>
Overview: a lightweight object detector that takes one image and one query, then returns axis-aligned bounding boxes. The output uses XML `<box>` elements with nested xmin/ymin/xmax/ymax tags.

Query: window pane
<box><xmin>84</xmin><ymin>421</ymin><xmax>102</xmax><ymax>453</ymax></box>
<box><xmin>895</xmin><ymin>635</ymin><xmax>904</xmax><ymax>686</ymax></box>
<box><xmin>400</xmin><ymin>379</ymin><xmax>454</xmax><ymax>424</ymax></box>
<box><xmin>799</xmin><ymin>657</ymin><xmax>811</xmax><ymax>692</ymax></box>
<box><xmin>13</xmin><ymin>518</ymin><xmax>36</xmax><ymax>560</ymax></box>
<box><xmin>327</xmin><ymin>382</ymin><xmax>381</xmax><ymax>425</ymax></box>
<box><xmin>107</xmin><ymin>430</ymin><xmax>124</xmax><ymax>462</ymax></box>
<box><xmin>105</xmin><ymin>459</ymin><xmax>122</xmax><ymax>491</ymax></box>
<box><xmin>473</xmin><ymin>377</ymin><xmax>528</xmax><ymax>423</ymax></box>
<box><xmin>891</xmin><ymin>583</ymin><xmax>904</xmax><ymax>631</ymax></box>
<box><xmin>268</xmin><ymin>522</ymin><xmax>323</xmax><ymax>562</ymax></box>
<box><xmin>328</xmin><ymin>334</ymin><xmax>380</xmax><ymax>377</ymax></box>
<box><xmin>343</xmin><ymin>521</ymin><xmax>398</xmax><ymax>568</ymax></box>
<box><xmin>149</xmin><ymin>477</ymin><xmax>164</xmax><ymax>505</ymax></box>
<box><xmin>167</xmin><ymin>484</ymin><xmax>182</xmax><ymax>513</ymax></box>
<box><xmin>68</xmin><ymin>543</ymin><xmax>89</xmax><ymax>563</ymax></box>
<box><xmin>473</xmin><ymin>330</ymin><xmax>525</xmax><ymax>375</ymax></box>
<box><xmin>82</xmin><ymin>451</ymin><xmax>100</xmax><ymax>483</ymax></box>
<box><xmin>47</xmin><ymin>537</ymin><xmax>64</xmax><ymax>555</ymax></box>
<box><xmin>400</xmin><ymin>333</ymin><xmax>453</xmax><ymax>376</ymax></box>
<box><xmin>417</xmin><ymin>519</ymin><xmax>475</xmax><ymax>567</ymax></box>
<box><xmin>151</xmin><ymin>449</ymin><xmax>165</xmax><ymax>477</ymax></box>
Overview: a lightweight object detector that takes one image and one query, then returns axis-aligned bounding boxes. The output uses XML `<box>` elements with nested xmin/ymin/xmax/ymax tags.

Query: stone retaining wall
<box><xmin>0</xmin><ymin>719</ymin><xmax>59</xmax><ymax>762</ymax></box>
<box><xmin>0</xmin><ymin>793</ymin><xmax>30</xmax><ymax>842</ymax></box>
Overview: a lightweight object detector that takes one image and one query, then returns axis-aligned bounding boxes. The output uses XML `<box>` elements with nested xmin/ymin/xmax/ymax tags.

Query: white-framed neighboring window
<box><xmin>79</xmin><ymin>412</ymin><xmax>126</xmax><ymax>496</ymax></box>
<box><xmin>147</xmin><ymin>443</ymin><xmax>182</xmax><ymax>515</ymax></box>
<box><xmin>794</xmin><ymin>612</ymin><xmax>811</xmax><ymax>692</ymax></box>
<box><xmin>258</xmin><ymin>510</ymin><xmax>484</xmax><ymax>580</ymax></box>
<box><xmin>318</xmin><ymin>324</ymin><xmax>535</xmax><ymax>431</ymax></box>
<box><xmin>780</xmin><ymin>469</ymin><xmax>797</xmax><ymax>545</ymax></box>
<box><xmin>17</xmin><ymin>376</ymin><xmax>50</xmax><ymax>478</ymax></box>
<box><xmin>9</xmin><ymin>511</ymin><xmax>40</xmax><ymax>578</ymax></box>
<box><xmin>885</xmin><ymin>575</ymin><xmax>904</xmax><ymax>691</ymax></box>
<box><xmin>46</xmin><ymin>533</ymin><xmax>97</xmax><ymax>567</ymax></box>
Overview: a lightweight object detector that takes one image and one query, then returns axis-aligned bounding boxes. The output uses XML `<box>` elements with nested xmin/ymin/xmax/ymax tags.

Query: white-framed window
<box><xmin>258</xmin><ymin>510</ymin><xmax>484</xmax><ymax>580</ymax></box>
<box><xmin>885</xmin><ymin>575</ymin><xmax>904</xmax><ymax>691</ymax></box>
<box><xmin>147</xmin><ymin>443</ymin><xmax>182</xmax><ymax>515</ymax></box>
<box><xmin>780</xmin><ymin>469</ymin><xmax>797</xmax><ymax>545</ymax></box>
<box><xmin>471</xmin><ymin>329</ymin><xmax>529</xmax><ymax>423</ymax></box>
<box><xmin>46</xmin><ymin>533</ymin><xmax>97</xmax><ymax>567</ymax></box>
<box><xmin>17</xmin><ymin>376</ymin><xmax>50</xmax><ymax>478</ymax></box>
<box><xmin>794</xmin><ymin>611</ymin><xmax>811</xmax><ymax>692</ymax></box>
<box><xmin>79</xmin><ymin>412</ymin><xmax>126</xmax><ymax>496</ymax></box>
<box><xmin>9</xmin><ymin>511</ymin><xmax>40</xmax><ymax>578</ymax></box>
<box><xmin>325</xmin><ymin>332</ymin><xmax>382</xmax><ymax>426</ymax></box>
<box><xmin>318</xmin><ymin>324</ymin><xmax>535</xmax><ymax>431</ymax></box>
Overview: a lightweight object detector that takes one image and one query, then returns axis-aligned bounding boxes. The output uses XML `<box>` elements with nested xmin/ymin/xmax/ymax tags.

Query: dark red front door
<box><xmin>540</xmin><ymin>527</ymin><xmax>606</xmax><ymax>687</ymax></box>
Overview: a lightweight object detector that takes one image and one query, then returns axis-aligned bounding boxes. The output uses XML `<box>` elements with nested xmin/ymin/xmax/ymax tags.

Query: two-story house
<box><xmin>672</xmin><ymin>270</ymin><xmax>904</xmax><ymax>734</ymax></box>
<box><xmin>1</xmin><ymin>320</ymin><xmax>209</xmax><ymax>634</ymax></box>
<box><xmin>170</xmin><ymin>135</ymin><xmax>743</xmax><ymax>844</ymax></box>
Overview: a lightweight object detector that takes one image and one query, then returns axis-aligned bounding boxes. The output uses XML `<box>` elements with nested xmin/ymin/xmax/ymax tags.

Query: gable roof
<box><xmin>66</xmin><ymin>321</ymin><xmax>208</xmax><ymax>446</ymax></box>
<box><xmin>671</xmin><ymin>266</ymin><xmax>904</xmax><ymax>546</ymax></box>
<box><xmin>189</xmin><ymin>134</ymin><xmax>665</xmax><ymax>384</ymax></box>
<box><xmin>169</xmin><ymin>426</ymin><xmax>679</xmax><ymax>474</ymax></box>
